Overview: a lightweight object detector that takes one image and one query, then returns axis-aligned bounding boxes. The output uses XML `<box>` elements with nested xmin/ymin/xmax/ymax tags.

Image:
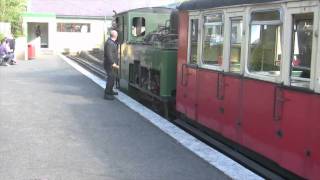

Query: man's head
<box><xmin>110</xmin><ymin>30</ymin><xmax>118</xmax><ymax>41</ymax></box>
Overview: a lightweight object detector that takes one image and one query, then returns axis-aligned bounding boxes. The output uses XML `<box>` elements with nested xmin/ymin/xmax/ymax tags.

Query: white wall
<box><xmin>15</xmin><ymin>37</ymin><xmax>27</xmax><ymax>60</ymax></box>
<box><xmin>0</xmin><ymin>22</ymin><xmax>11</xmax><ymax>36</ymax></box>
<box><xmin>55</xmin><ymin>18</ymin><xmax>111</xmax><ymax>53</ymax></box>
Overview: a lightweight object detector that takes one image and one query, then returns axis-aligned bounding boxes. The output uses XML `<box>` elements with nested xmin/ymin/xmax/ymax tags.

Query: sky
<box><xmin>28</xmin><ymin>0</ymin><xmax>186</xmax><ymax>17</ymax></box>
<box><xmin>141</xmin><ymin>0</ymin><xmax>185</xmax><ymax>6</ymax></box>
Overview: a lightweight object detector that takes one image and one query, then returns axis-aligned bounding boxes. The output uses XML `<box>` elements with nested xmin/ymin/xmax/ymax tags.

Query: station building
<box><xmin>22</xmin><ymin>0</ymin><xmax>177</xmax><ymax>59</ymax></box>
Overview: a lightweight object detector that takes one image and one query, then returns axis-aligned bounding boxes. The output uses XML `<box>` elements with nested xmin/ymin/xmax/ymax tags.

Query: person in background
<box><xmin>35</xmin><ymin>25</ymin><xmax>41</xmax><ymax>37</ymax></box>
<box><xmin>0</xmin><ymin>38</ymin><xmax>14</xmax><ymax>66</ymax></box>
<box><xmin>6</xmin><ymin>35</ymin><xmax>16</xmax><ymax>65</ymax></box>
<box><xmin>103</xmin><ymin>30</ymin><xmax>119</xmax><ymax>100</ymax></box>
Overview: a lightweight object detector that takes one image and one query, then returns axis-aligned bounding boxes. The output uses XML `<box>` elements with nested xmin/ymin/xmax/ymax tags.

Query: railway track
<box><xmin>67</xmin><ymin>55</ymin><xmax>106</xmax><ymax>79</ymax></box>
<box><xmin>66</xmin><ymin>54</ymin><xmax>300</xmax><ymax>180</ymax></box>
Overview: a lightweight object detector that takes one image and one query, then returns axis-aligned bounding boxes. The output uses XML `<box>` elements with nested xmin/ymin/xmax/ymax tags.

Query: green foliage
<box><xmin>0</xmin><ymin>33</ymin><xmax>4</xmax><ymax>41</ymax></box>
<box><xmin>0</xmin><ymin>0</ymin><xmax>26</xmax><ymax>37</ymax></box>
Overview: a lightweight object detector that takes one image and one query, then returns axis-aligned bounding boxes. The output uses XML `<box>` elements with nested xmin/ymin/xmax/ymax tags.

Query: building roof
<box><xmin>116</xmin><ymin>7</ymin><xmax>174</xmax><ymax>16</ymax></box>
<box><xmin>28</xmin><ymin>0</ymin><xmax>178</xmax><ymax>17</ymax></box>
<box><xmin>178</xmin><ymin>0</ymin><xmax>283</xmax><ymax>10</ymax></box>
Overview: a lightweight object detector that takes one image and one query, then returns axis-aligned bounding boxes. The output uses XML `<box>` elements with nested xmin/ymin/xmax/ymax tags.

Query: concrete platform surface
<box><xmin>0</xmin><ymin>56</ymin><xmax>230</xmax><ymax>180</ymax></box>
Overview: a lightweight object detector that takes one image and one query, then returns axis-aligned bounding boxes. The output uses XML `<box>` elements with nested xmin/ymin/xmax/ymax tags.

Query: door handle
<box><xmin>273</xmin><ymin>86</ymin><xmax>288</xmax><ymax>121</ymax></box>
<box><xmin>181</xmin><ymin>64</ymin><xmax>188</xmax><ymax>86</ymax></box>
<box><xmin>216</xmin><ymin>72</ymin><xmax>224</xmax><ymax>100</ymax></box>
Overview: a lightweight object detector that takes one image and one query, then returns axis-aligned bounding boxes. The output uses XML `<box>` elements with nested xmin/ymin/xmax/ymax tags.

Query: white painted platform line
<box><xmin>59</xmin><ymin>54</ymin><xmax>263</xmax><ymax>180</ymax></box>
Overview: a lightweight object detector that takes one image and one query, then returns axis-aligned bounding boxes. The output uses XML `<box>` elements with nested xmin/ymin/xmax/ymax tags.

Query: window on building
<box><xmin>132</xmin><ymin>17</ymin><xmax>146</xmax><ymax>37</ymax></box>
<box><xmin>189</xmin><ymin>19</ymin><xmax>199</xmax><ymax>64</ymax></box>
<box><xmin>57</xmin><ymin>23</ymin><xmax>91</xmax><ymax>33</ymax></box>
<box><xmin>202</xmin><ymin>14</ymin><xmax>224</xmax><ymax>67</ymax></box>
<box><xmin>290</xmin><ymin>13</ymin><xmax>314</xmax><ymax>88</ymax></box>
<box><xmin>248</xmin><ymin>10</ymin><xmax>282</xmax><ymax>77</ymax></box>
<box><xmin>230</xmin><ymin>18</ymin><xmax>243</xmax><ymax>73</ymax></box>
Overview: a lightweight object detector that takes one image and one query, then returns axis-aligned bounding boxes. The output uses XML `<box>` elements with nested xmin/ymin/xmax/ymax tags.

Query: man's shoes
<box><xmin>10</xmin><ymin>60</ymin><xmax>17</xmax><ymax>65</ymax></box>
<box><xmin>104</xmin><ymin>94</ymin><xmax>115</xmax><ymax>100</ymax></box>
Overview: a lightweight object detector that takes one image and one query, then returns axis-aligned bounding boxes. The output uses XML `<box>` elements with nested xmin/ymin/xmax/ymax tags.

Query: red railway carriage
<box><xmin>176</xmin><ymin>0</ymin><xmax>320</xmax><ymax>179</ymax></box>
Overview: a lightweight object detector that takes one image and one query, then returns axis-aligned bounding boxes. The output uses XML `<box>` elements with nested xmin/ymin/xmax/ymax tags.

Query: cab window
<box><xmin>132</xmin><ymin>17</ymin><xmax>146</xmax><ymax>37</ymax></box>
<box><xmin>248</xmin><ymin>10</ymin><xmax>282</xmax><ymax>77</ymax></box>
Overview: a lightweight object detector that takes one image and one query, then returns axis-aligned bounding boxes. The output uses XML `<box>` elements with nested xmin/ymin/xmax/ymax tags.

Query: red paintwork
<box><xmin>222</xmin><ymin>75</ymin><xmax>242</xmax><ymax>143</ymax></box>
<box><xmin>308</xmin><ymin>95</ymin><xmax>320</xmax><ymax>179</ymax></box>
<box><xmin>183</xmin><ymin>67</ymin><xmax>198</xmax><ymax>120</ymax></box>
<box><xmin>176</xmin><ymin>11</ymin><xmax>190</xmax><ymax>116</ymax></box>
<box><xmin>176</xmin><ymin>11</ymin><xmax>320</xmax><ymax>180</ymax></box>
<box><xmin>280</xmin><ymin>90</ymin><xmax>311</xmax><ymax>175</ymax></box>
<box><xmin>197</xmin><ymin>70</ymin><xmax>222</xmax><ymax>133</ymax></box>
<box><xmin>241</xmin><ymin>79</ymin><xmax>280</xmax><ymax>162</ymax></box>
<box><xmin>28</xmin><ymin>44</ymin><xmax>35</xmax><ymax>60</ymax></box>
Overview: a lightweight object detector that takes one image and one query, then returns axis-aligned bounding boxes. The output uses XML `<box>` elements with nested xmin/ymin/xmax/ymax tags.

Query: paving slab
<box><xmin>0</xmin><ymin>55</ymin><xmax>231</xmax><ymax>180</ymax></box>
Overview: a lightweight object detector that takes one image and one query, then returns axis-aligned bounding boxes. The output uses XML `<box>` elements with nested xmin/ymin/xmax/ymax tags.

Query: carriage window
<box><xmin>132</xmin><ymin>17</ymin><xmax>146</xmax><ymax>37</ymax></box>
<box><xmin>202</xmin><ymin>14</ymin><xmax>224</xmax><ymax>67</ymax></box>
<box><xmin>248</xmin><ymin>10</ymin><xmax>282</xmax><ymax>77</ymax></box>
<box><xmin>290</xmin><ymin>13</ymin><xmax>314</xmax><ymax>88</ymax></box>
<box><xmin>189</xmin><ymin>19</ymin><xmax>199</xmax><ymax>64</ymax></box>
<box><xmin>230</xmin><ymin>18</ymin><xmax>243</xmax><ymax>73</ymax></box>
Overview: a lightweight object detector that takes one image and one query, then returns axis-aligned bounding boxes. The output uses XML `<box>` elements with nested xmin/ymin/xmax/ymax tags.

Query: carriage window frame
<box><xmin>284</xmin><ymin>4</ymin><xmax>319</xmax><ymax>92</ymax></box>
<box><xmin>200</xmin><ymin>13</ymin><xmax>225</xmax><ymax>70</ymax></box>
<box><xmin>187</xmin><ymin>16</ymin><xmax>200</xmax><ymax>65</ymax></box>
<box><xmin>245</xmin><ymin>8</ymin><xmax>283</xmax><ymax>82</ymax></box>
<box><xmin>229</xmin><ymin>17</ymin><xmax>244</xmax><ymax>74</ymax></box>
<box><xmin>289</xmin><ymin>13</ymin><xmax>314</xmax><ymax>89</ymax></box>
<box><xmin>316</xmin><ymin>17</ymin><xmax>320</xmax><ymax>93</ymax></box>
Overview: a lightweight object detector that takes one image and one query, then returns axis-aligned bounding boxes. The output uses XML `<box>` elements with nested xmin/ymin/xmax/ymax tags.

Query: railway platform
<box><xmin>0</xmin><ymin>55</ymin><xmax>233</xmax><ymax>180</ymax></box>
<box><xmin>0</xmin><ymin>55</ymin><xmax>263</xmax><ymax>180</ymax></box>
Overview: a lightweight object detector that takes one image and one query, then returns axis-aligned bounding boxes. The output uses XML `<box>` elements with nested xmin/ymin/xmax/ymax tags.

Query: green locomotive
<box><xmin>114</xmin><ymin>7</ymin><xmax>178</xmax><ymax>116</ymax></box>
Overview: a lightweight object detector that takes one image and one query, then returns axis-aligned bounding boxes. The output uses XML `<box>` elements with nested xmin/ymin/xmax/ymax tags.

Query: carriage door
<box><xmin>181</xmin><ymin>17</ymin><xmax>200</xmax><ymax>120</ymax></box>
<box><xmin>221</xmin><ymin>14</ymin><xmax>245</xmax><ymax>143</ymax></box>
<box><xmin>279</xmin><ymin>5</ymin><xmax>319</xmax><ymax>178</ymax></box>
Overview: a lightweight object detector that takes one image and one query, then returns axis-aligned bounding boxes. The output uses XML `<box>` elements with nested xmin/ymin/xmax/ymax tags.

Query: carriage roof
<box><xmin>178</xmin><ymin>0</ymin><xmax>285</xmax><ymax>10</ymax></box>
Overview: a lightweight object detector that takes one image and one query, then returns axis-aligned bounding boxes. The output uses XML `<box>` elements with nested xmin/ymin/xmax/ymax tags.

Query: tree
<box><xmin>0</xmin><ymin>0</ymin><xmax>26</xmax><ymax>37</ymax></box>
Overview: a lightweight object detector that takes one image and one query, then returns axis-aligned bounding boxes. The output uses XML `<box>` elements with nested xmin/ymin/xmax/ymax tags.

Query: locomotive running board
<box><xmin>174</xmin><ymin>119</ymin><xmax>292</xmax><ymax>180</ymax></box>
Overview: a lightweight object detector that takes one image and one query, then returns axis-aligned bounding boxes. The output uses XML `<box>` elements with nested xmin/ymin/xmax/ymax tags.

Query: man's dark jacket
<box><xmin>104</xmin><ymin>38</ymin><xmax>118</xmax><ymax>70</ymax></box>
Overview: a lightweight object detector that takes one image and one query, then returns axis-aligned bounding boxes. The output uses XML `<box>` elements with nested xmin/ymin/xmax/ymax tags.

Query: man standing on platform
<box><xmin>104</xmin><ymin>30</ymin><xmax>119</xmax><ymax>100</ymax></box>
